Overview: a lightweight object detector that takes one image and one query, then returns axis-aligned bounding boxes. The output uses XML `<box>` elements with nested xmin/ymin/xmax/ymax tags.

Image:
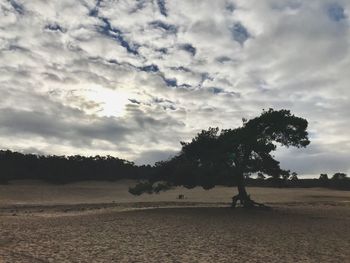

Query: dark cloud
<box><xmin>9</xmin><ymin>0</ymin><xmax>24</xmax><ymax>14</ymax></box>
<box><xmin>88</xmin><ymin>0</ymin><xmax>103</xmax><ymax>17</ymax></box>
<box><xmin>211</xmin><ymin>87</ymin><xmax>224</xmax><ymax>94</ymax></box>
<box><xmin>156</xmin><ymin>48</ymin><xmax>168</xmax><ymax>54</ymax></box>
<box><xmin>130</xmin><ymin>0</ymin><xmax>148</xmax><ymax>13</ymax></box>
<box><xmin>270</xmin><ymin>1</ymin><xmax>302</xmax><ymax>12</ymax></box>
<box><xmin>163</xmin><ymin>77</ymin><xmax>178</xmax><ymax>87</ymax></box>
<box><xmin>139</xmin><ymin>64</ymin><xmax>160</xmax><ymax>73</ymax></box>
<box><xmin>156</xmin><ymin>0</ymin><xmax>168</xmax><ymax>17</ymax></box>
<box><xmin>149</xmin><ymin>20</ymin><xmax>178</xmax><ymax>34</ymax></box>
<box><xmin>128</xmin><ymin>99</ymin><xmax>141</xmax><ymax>105</ymax></box>
<box><xmin>207</xmin><ymin>87</ymin><xmax>239</xmax><ymax>97</ymax></box>
<box><xmin>231</xmin><ymin>23</ymin><xmax>250</xmax><ymax>45</ymax></box>
<box><xmin>151</xmin><ymin>97</ymin><xmax>176</xmax><ymax>110</ymax></box>
<box><xmin>327</xmin><ymin>3</ymin><xmax>347</xmax><ymax>22</ymax></box>
<box><xmin>226</xmin><ymin>2</ymin><xmax>235</xmax><ymax>12</ymax></box>
<box><xmin>216</xmin><ymin>56</ymin><xmax>232</xmax><ymax>63</ymax></box>
<box><xmin>180</xmin><ymin>43</ymin><xmax>197</xmax><ymax>56</ymax></box>
<box><xmin>98</xmin><ymin>18</ymin><xmax>139</xmax><ymax>55</ymax></box>
<box><xmin>169</xmin><ymin>66</ymin><xmax>191</xmax><ymax>72</ymax></box>
<box><xmin>44</xmin><ymin>23</ymin><xmax>66</xmax><ymax>33</ymax></box>
<box><xmin>0</xmin><ymin>108</ymin><xmax>130</xmax><ymax>145</ymax></box>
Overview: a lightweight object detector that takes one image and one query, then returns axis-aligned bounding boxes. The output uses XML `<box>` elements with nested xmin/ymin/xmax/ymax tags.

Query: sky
<box><xmin>0</xmin><ymin>0</ymin><xmax>349</xmax><ymax>177</ymax></box>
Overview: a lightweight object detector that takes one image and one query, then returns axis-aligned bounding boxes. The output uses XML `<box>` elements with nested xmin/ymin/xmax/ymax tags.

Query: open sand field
<box><xmin>0</xmin><ymin>181</ymin><xmax>350</xmax><ymax>262</ymax></box>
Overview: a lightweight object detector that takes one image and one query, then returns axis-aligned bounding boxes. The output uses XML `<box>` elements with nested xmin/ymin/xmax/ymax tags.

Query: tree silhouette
<box><xmin>290</xmin><ymin>172</ymin><xmax>298</xmax><ymax>181</ymax></box>
<box><xmin>332</xmin><ymin>173</ymin><xmax>347</xmax><ymax>180</ymax></box>
<box><xmin>319</xmin><ymin>173</ymin><xmax>329</xmax><ymax>180</ymax></box>
<box><xmin>130</xmin><ymin>109</ymin><xmax>310</xmax><ymax>208</ymax></box>
<box><xmin>319</xmin><ymin>173</ymin><xmax>329</xmax><ymax>187</ymax></box>
<box><xmin>0</xmin><ymin>150</ymin><xmax>153</xmax><ymax>183</ymax></box>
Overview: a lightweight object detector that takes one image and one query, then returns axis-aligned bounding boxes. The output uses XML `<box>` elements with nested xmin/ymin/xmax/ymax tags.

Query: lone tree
<box><xmin>130</xmin><ymin>109</ymin><xmax>310</xmax><ymax>208</ymax></box>
<box><xmin>332</xmin><ymin>173</ymin><xmax>347</xmax><ymax>180</ymax></box>
<box><xmin>319</xmin><ymin>173</ymin><xmax>329</xmax><ymax>180</ymax></box>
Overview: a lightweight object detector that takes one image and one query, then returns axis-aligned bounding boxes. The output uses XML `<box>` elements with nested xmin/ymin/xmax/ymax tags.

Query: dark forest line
<box><xmin>0</xmin><ymin>150</ymin><xmax>153</xmax><ymax>184</ymax></box>
<box><xmin>0</xmin><ymin>149</ymin><xmax>349</xmax><ymax>190</ymax></box>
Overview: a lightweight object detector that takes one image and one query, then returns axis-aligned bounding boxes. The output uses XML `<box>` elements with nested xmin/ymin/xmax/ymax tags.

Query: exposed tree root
<box><xmin>231</xmin><ymin>194</ymin><xmax>271</xmax><ymax>210</ymax></box>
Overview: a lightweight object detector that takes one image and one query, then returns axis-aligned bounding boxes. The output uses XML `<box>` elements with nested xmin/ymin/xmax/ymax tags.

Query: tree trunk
<box><xmin>237</xmin><ymin>178</ymin><xmax>248</xmax><ymax>199</ymax></box>
<box><xmin>231</xmin><ymin>172</ymin><xmax>252</xmax><ymax>208</ymax></box>
<box><xmin>231</xmin><ymin>172</ymin><xmax>270</xmax><ymax>209</ymax></box>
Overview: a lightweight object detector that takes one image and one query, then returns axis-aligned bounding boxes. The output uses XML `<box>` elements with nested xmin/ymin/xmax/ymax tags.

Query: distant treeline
<box><xmin>245</xmin><ymin>176</ymin><xmax>350</xmax><ymax>190</ymax></box>
<box><xmin>0</xmin><ymin>150</ymin><xmax>154</xmax><ymax>184</ymax></box>
<box><xmin>0</xmin><ymin>150</ymin><xmax>349</xmax><ymax>190</ymax></box>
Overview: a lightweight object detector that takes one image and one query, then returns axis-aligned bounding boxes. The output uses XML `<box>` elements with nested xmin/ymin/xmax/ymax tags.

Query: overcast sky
<box><xmin>0</xmin><ymin>0</ymin><xmax>349</xmax><ymax>177</ymax></box>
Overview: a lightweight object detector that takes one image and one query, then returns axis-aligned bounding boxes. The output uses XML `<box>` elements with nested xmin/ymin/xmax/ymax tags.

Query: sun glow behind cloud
<box><xmin>84</xmin><ymin>87</ymin><xmax>131</xmax><ymax>117</ymax></box>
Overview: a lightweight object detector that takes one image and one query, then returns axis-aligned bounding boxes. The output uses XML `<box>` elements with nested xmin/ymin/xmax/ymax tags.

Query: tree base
<box><xmin>231</xmin><ymin>194</ymin><xmax>271</xmax><ymax>210</ymax></box>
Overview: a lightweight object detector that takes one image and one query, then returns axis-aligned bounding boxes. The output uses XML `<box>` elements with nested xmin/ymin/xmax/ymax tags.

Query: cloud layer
<box><xmin>0</xmin><ymin>0</ymin><xmax>349</xmax><ymax>176</ymax></box>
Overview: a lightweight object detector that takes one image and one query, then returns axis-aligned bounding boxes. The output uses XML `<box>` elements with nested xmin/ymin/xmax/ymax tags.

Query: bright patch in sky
<box><xmin>84</xmin><ymin>87</ymin><xmax>131</xmax><ymax>117</ymax></box>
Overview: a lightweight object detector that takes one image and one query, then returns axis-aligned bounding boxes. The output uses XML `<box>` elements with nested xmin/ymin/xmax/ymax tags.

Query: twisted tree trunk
<box><xmin>231</xmin><ymin>173</ymin><xmax>270</xmax><ymax>209</ymax></box>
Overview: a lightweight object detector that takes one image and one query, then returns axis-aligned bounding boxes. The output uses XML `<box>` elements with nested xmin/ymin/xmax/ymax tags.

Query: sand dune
<box><xmin>0</xmin><ymin>181</ymin><xmax>349</xmax><ymax>262</ymax></box>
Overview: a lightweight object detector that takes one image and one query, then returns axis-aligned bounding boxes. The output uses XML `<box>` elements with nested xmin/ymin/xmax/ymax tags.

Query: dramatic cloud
<box><xmin>0</xmin><ymin>0</ymin><xmax>349</xmax><ymax>176</ymax></box>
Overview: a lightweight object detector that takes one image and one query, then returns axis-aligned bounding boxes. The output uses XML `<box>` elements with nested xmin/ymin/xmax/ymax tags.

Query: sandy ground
<box><xmin>0</xmin><ymin>181</ymin><xmax>350</xmax><ymax>262</ymax></box>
